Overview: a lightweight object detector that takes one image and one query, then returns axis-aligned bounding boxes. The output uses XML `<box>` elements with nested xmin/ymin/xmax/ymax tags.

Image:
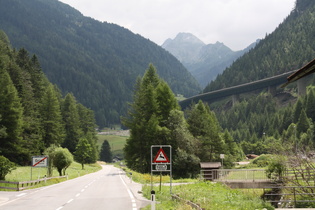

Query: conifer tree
<box><xmin>297</xmin><ymin>109</ymin><xmax>310</xmax><ymax>136</ymax></box>
<box><xmin>100</xmin><ymin>140</ymin><xmax>112</xmax><ymax>163</ymax></box>
<box><xmin>74</xmin><ymin>138</ymin><xmax>92</xmax><ymax>169</ymax></box>
<box><xmin>306</xmin><ymin>89</ymin><xmax>315</xmax><ymax>121</ymax></box>
<box><xmin>62</xmin><ymin>93</ymin><xmax>81</xmax><ymax>153</ymax></box>
<box><xmin>0</xmin><ymin>68</ymin><xmax>23</xmax><ymax>162</ymax></box>
<box><xmin>41</xmin><ymin>84</ymin><xmax>64</xmax><ymax>148</ymax></box>
<box><xmin>187</xmin><ymin>100</ymin><xmax>224</xmax><ymax>161</ymax></box>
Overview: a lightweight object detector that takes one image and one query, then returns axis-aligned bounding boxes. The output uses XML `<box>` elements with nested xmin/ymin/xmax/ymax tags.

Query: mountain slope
<box><xmin>162</xmin><ymin>33</ymin><xmax>258</xmax><ymax>87</ymax></box>
<box><xmin>0</xmin><ymin>0</ymin><xmax>201</xmax><ymax>127</ymax></box>
<box><xmin>204</xmin><ymin>0</ymin><xmax>315</xmax><ymax>93</ymax></box>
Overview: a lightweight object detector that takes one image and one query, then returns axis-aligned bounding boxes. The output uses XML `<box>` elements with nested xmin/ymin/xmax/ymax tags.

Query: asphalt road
<box><xmin>0</xmin><ymin>165</ymin><xmax>150</xmax><ymax>210</ymax></box>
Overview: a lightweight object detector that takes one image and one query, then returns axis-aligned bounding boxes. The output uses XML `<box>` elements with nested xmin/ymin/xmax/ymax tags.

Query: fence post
<box><xmin>293</xmin><ymin>187</ymin><xmax>296</xmax><ymax>207</ymax></box>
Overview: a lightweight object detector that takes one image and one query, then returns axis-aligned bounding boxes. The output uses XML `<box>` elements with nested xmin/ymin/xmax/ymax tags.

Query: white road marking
<box><xmin>119</xmin><ymin>170</ymin><xmax>138</xmax><ymax>210</ymax></box>
<box><xmin>67</xmin><ymin>199</ymin><xmax>73</xmax><ymax>204</ymax></box>
<box><xmin>16</xmin><ymin>193</ymin><xmax>27</xmax><ymax>197</ymax></box>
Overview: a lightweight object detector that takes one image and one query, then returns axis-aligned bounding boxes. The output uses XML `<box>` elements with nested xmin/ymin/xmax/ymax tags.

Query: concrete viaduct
<box><xmin>179</xmin><ymin>70</ymin><xmax>307</xmax><ymax>109</ymax></box>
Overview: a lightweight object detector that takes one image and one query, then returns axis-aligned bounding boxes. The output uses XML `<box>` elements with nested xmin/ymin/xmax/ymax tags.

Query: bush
<box><xmin>53</xmin><ymin>148</ymin><xmax>73</xmax><ymax>176</ymax></box>
<box><xmin>252</xmin><ymin>154</ymin><xmax>273</xmax><ymax>167</ymax></box>
<box><xmin>0</xmin><ymin>155</ymin><xmax>16</xmax><ymax>180</ymax></box>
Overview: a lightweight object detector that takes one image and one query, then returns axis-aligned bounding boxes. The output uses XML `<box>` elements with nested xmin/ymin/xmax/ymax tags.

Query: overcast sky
<box><xmin>59</xmin><ymin>0</ymin><xmax>296</xmax><ymax>51</ymax></box>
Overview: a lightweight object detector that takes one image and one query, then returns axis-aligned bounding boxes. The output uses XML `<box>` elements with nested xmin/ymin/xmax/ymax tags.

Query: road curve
<box><xmin>0</xmin><ymin>165</ymin><xmax>149</xmax><ymax>210</ymax></box>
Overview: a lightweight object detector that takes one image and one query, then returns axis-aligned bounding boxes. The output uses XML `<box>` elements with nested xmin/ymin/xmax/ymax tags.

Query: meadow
<box><xmin>97</xmin><ymin>133</ymin><xmax>128</xmax><ymax>159</ymax></box>
<box><xmin>1</xmin><ymin>162</ymin><xmax>101</xmax><ymax>190</ymax></box>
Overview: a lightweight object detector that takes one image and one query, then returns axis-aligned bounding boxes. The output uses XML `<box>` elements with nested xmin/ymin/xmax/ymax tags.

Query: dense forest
<box><xmin>204</xmin><ymin>0</ymin><xmax>315</xmax><ymax>157</ymax></box>
<box><xmin>204</xmin><ymin>0</ymin><xmax>315</xmax><ymax>93</ymax></box>
<box><xmin>0</xmin><ymin>31</ymin><xmax>98</xmax><ymax>166</ymax></box>
<box><xmin>0</xmin><ymin>0</ymin><xmax>201</xmax><ymax>128</ymax></box>
<box><xmin>122</xmin><ymin>65</ymin><xmax>242</xmax><ymax>178</ymax></box>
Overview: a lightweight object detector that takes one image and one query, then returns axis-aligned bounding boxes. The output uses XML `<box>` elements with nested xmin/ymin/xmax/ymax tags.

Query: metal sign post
<box><xmin>151</xmin><ymin>145</ymin><xmax>172</xmax><ymax>194</ymax></box>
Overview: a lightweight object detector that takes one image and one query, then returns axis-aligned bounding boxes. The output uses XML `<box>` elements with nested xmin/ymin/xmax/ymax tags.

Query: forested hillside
<box><xmin>0</xmin><ymin>32</ymin><xmax>98</xmax><ymax>165</ymax></box>
<box><xmin>204</xmin><ymin>0</ymin><xmax>315</xmax><ymax>93</ymax></box>
<box><xmin>0</xmin><ymin>0</ymin><xmax>201</xmax><ymax>128</ymax></box>
<box><xmin>208</xmin><ymin>0</ymin><xmax>315</xmax><ymax>156</ymax></box>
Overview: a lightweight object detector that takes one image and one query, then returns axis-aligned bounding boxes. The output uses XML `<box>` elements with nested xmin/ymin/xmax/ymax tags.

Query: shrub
<box><xmin>0</xmin><ymin>155</ymin><xmax>16</xmax><ymax>180</ymax></box>
<box><xmin>252</xmin><ymin>154</ymin><xmax>273</xmax><ymax>167</ymax></box>
<box><xmin>53</xmin><ymin>148</ymin><xmax>73</xmax><ymax>176</ymax></box>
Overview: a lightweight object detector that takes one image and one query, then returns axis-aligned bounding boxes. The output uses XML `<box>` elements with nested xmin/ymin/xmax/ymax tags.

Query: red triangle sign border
<box><xmin>153</xmin><ymin>148</ymin><xmax>170</xmax><ymax>163</ymax></box>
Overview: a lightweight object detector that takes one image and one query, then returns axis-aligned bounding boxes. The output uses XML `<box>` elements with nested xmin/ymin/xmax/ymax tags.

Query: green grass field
<box><xmin>97</xmin><ymin>134</ymin><xmax>128</xmax><ymax>158</ymax></box>
<box><xmin>1</xmin><ymin>162</ymin><xmax>101</xmax><ymax>191</ymax></box>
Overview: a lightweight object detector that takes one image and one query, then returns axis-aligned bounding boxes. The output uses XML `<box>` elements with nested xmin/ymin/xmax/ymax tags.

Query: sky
<box><xmin>58</xmin><ymin>0</ymin><xmax>296</xmax><ymax>51</ymax></box>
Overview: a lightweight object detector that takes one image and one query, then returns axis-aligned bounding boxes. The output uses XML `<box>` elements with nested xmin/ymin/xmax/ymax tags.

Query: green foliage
<box><xmin>43</xmin><ymin>144</ymin><xmax>58</xmax><ymax>177</ymax></box>
<box><xmin>62</xmin><ymin>93</ymin><xmax>81</xmax><ymax>153</ymax></box>
<box><xmin>251</xmin><ymin>154</ymin><xmax>273</xmax><ymax>167</ymax></box>
<box><xmin>0</xmin><ymin>0</ymin><xmax>201</xmax><ymax>127</ymax></box>
<box><xmin>74</xmin><ymin>138</ymin><xmax>92</xmax><ymax>169</ymax></box>
<box><xmin>266</xmin><ymin>155</ymin><xmax>287</xmax><ymax>181</ymax></box>
<box><xmin>204</xmin><ymin>0</ymin><xmax>315</xmax><ymax>93</ymax></box>
<box><xmin>99</xmin><ymin>140</ymin><xmax>112</xmax><ymax>163</ymax></box>
<box><xmin>0</xmin><ymin>156</ymin><xmax>16</xmax><ymax>180</ymax></box>
<box><xmin>186</xmin><ymin>101</ymin><xmax>225</xmax><ymax>162</ymax></box>
<box><xmin>142</xmin><ymin>182</ymin><xmax>273</xmax><ymax>210</ymax></box>
<box><xmin>0</xmin><ymin>32</ymin><xmax>99</xmax><ymax>166</ymax></box>
<box><xmin>53</xmin><ymin>147</ymin><xmax>73</xmax><ymax>176</ymax></box>
<box><xmin>123</xmin><ymin>64</ymin><xmax>199</xmax><ymax>177</ymax></box>
<box><xmin>0</xmin><ymin>67</ymin><xmax>24</xmax><ymax>163</ymax></box>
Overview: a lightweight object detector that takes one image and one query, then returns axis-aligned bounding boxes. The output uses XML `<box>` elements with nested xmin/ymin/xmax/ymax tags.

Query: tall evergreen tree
<box><xmin>100</xmin><ymin>140</ymin><xmax>112</xmax><ymax>163</ymax></box>
<box><xmin>306</xmin><ymin>89</ymin><xmax>315</xmax><ymax>121</ymax></box>
<box><xmin>187</xmin><ymin>100</ymin><xmax>224</xmax><ymax>161</ymax></box>
<box><xmin>74</xmin><ymin>138</ymin><xmax>92</xmax><ymax>169</ymax></box>
<box><xmin>297</xmin><ymin>109</ymin><xmax>310</xmax><ymax>136</ymax></box>
<box><xmin>0</xmin><ymin>68</ymin><xmax>23</xmax><ymax>163</ymax></box>
<box><xmin>41</xmin><ymin>84</ymin><xmax>64</xmax><ymax>148</ymax></box>
<box><xmin>62</xmin><ymin>93</ymin><xmax>81</xmax><ymax>153</ymax></box>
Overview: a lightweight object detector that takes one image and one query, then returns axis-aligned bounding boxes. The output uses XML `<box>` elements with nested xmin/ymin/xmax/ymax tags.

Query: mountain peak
<box><xmin>173</xmin><ymin>32</ymin><xmax>205</xmax><ymax>45</ymax></box>
<box><xmin>162</xmin><ymin>32</ymin><xmax>205</xmax><ymax>63</ymax></box>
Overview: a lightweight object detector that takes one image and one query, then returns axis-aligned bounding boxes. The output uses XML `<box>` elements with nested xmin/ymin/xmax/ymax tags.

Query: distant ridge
<box><xmin>204</xmin><ymin>0</ymin><xmax>315</xmax><ymax>93</ymax></box>
<box><xmin>0</xmin><ymin>0</ymin><xmax>201</xmax><ymax>127</ymax></box>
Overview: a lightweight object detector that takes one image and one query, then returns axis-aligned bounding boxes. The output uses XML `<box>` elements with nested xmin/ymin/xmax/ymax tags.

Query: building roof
<box><xmin>282</xmin><ymin>57</ymin><xmax>315</xmax><ymax>87</ymax></box>
<box><xmin>200</xmin><ymin>162</ymin><xmax>222</xmax><ymax>169</ymax></box>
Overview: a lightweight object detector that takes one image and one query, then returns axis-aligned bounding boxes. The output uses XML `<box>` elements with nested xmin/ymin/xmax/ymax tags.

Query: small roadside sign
<box><xmin>155</xmin><ymin>164</ymin><xmax>167</xmax><ymax>171</ymax></box>
<box><xmin>32</xmin><ymin>156</ymin><xmax>48</xmax><ymax>167</ymax></box>
<box><xmin>153</xmin><ymin>148</ymin><xmax>170</xmax><ymax>163</ymax></box>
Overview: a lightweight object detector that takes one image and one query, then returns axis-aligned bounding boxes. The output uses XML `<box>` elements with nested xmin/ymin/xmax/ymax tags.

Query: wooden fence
<box><xmin>0</xmin><ymin>175</ymin><xmax>68</xmax><ymax>191</ymax></box>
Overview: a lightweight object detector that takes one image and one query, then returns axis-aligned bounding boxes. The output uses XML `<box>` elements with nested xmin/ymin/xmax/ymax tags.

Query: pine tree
<box><xmin>41</xmin><ymin>84</ymin><xmax>64</xmax><ymax>148</ymax></box>
<box><xmin>187</xmin><ymin>100</ymin><xmax>224</xmax><ymax>161</ymax></box>
<box><xmin>306</xmin><ymin>89</ymin><xmax>315</xmax><ymax>121</ymax></box>
<box><xmin>62</xmin><ymin>93</ymin><xmax>81</xmax><ymax>153</ymax></box>
<box><xmin>122</xmin><ymin>64</ymin><xmax>182</xmax><ymax>173</ymax></box>
<box><xmin>297</xmin><ymin>109</ymin><xmax>310</xmax><ymax>136</ymax></box>
<box><xmin>74</xmin><ymin>138</ymin><xmax>92</xmax><ymax>169</ymax></box>
<box><xmin>100</xmin><ymin>140</ymin><xmax>112</xmax><ymax>163</ymax></box>
<box><xmin>0</xmin><ymin>68</ymin><xmax>23</xmax><ymax>163</ymax></box>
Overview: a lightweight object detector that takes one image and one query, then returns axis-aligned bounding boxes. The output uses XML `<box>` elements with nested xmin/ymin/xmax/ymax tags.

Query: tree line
<box><xmin>122</xmin><ymin>64</ymin><xmax>243</xmax><ymax>178</ymax></box>
<box><xmin>0</xmin><ymin>31</ymin><xmax>98</xmax><ymax>168</ymax></box>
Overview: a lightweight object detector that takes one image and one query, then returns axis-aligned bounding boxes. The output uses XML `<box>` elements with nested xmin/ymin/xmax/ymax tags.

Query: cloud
<box><xmin>59</xmin><ymin>0</ymin><xmax>295</xmax><ymax>50</ymax></box>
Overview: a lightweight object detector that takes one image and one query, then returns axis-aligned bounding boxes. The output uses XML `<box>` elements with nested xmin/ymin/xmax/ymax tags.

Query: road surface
<box><xmin>0</xmin><ymin>165</ymin><xmax>149</xmax><ymax>210</ymax></box>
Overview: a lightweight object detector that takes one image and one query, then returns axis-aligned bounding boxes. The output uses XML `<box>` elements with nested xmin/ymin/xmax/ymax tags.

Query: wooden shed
<box><xmin>200</xmin><ymin>162</ymin><xmax>222</xmax><ymax>181</ymax></box>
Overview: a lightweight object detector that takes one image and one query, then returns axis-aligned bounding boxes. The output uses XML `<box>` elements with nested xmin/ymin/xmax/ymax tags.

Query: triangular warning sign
<box><xmin>153</xmin><ymin>148</ymin><xmax>170</xmax><ymax>163</ymax></box>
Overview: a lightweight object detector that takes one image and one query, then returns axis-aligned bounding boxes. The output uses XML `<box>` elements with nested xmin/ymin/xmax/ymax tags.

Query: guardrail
<box><xmin>0</xmin><ymin>175</ymin><xmax>68</xmax><ymax>191</ymax></box>
<box><xmin>201</xmin><ymin>169</ymin><xmax>270</xmax><ymax>182</ymax></box>
<box><xmin>264</xmin><ymin>186</ymin><xmax>315</xmax><ymax>208</ymax></box>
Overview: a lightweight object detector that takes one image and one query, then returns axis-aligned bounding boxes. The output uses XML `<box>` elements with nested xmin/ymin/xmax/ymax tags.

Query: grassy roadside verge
<box><xmin>1</xmin><ymin>162</ymin><xmax>102</xmax><ymax>190</ymax></box>
<box><xmin>120</xmin><ymin>166</ymin><xmax>274</xmax><ymax>210</ymax></box>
